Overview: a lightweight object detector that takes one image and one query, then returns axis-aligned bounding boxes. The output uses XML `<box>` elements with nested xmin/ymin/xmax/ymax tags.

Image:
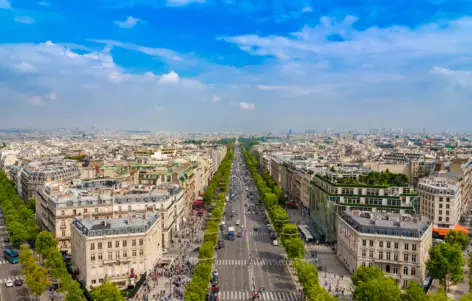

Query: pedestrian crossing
<box><xmin>221</xmin><ymin>291</ymin><xmax>299</xmax><ymax>300</ymax></box>
<box><xmin>215</xmin><ymin>259</ymin><xmax>286</xmax><ymax>266</ymax></box>
<box><xmin>0</xmin><ymin>275</ymin><xmax>24</xmax><ymax>284</ymax></box>
<box><xmin>0</xmin><ymin>260</ymin><xmax>12</xmax><ymax>265</ymax></box>
<box><xmin>248</xmin><ymin>232</ymin><xmax>271</xmax><ymax>236</ymax></box>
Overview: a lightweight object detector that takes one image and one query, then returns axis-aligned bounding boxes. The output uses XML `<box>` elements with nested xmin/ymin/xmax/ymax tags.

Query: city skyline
<box><xmin>1</xmin><ymin>0</ymin><xmax>472</xmax><ymax>131</ymax></box>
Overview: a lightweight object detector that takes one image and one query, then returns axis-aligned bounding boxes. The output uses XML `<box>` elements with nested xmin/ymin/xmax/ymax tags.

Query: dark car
<box><xmin>270</xmin><ymin>233</ymin><xmax>278</xmax><ymax>239</ymax></box>
<box><xmin>4</xmin><ymin>237</ymin><xmax>9</xmax><ymax>243</ymax></box>
<box><xmin>14</xmin><ymin>279</ymin><xmax>23</xmax><ymax>286</ymax></box>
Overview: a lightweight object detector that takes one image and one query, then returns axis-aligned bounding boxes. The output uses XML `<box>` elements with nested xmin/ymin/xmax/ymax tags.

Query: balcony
<box><xmin>60</xmin><ymin>225</ymin><xmax>66</xmax><ymax>229</ymax></box>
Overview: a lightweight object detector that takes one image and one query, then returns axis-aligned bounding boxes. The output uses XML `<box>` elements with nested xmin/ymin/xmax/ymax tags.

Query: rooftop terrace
<box><xmin>317</xmin><ymin>167</ymin><xmax>410</xmax><ymax>187</ymax></box>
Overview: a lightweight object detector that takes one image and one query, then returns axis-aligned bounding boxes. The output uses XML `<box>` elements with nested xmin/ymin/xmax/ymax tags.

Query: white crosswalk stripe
<box><xmin>0</xmin><ymin>275</ymin><xmax>25</xmax><ymax>284</ymax></box>
<box><xmin>0</xmin><ymin>260</ymin><xmax>10</xmax><ymax>265</ymax></box>
<box><xmin>248</xmin><ymin>231</ymin><xmax>270</xmax><ymax>236</ymax></box>
<box><xmin>215</xmin><ymin>259</ymin><xmax>248</xmax><ymax>266</ymax></box>
<box><xmin>252</xmin><ymin>259</ymin><xmax>285</xmax><ymax>266</ymax></box>
<box><xmin>220</xmin><ymin>291</ymin><xmax>298</xmax><ymax>300</ymax></box>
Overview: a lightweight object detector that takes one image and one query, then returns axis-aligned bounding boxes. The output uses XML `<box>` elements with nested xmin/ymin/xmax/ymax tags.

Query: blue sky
<box><xmin>1</xmin><ymin>0</ymin><xmax>472</xmax><ymax>132</ymax></box>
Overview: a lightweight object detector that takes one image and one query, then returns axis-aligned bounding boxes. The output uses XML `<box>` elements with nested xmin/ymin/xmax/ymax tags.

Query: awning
<box><xmin>297</xmin><ymin>225</ymin><xmax>314</xmax><ymax>241</ymax></box>
<box><xmin>194</xmin><ymin>200</ymin><xmax>204</xmax><ymax>205</ymax></box>
<box><xmin>433</xmin><ymin>224</ymin><xmax>469</xmax><ymax>237</ymax></box>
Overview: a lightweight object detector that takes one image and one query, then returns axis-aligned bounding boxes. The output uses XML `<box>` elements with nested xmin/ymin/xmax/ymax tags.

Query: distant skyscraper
<box><xmin>288</xmin><ymin>129</ymin><xmax>292</xmax><ymax>135</ymax></box>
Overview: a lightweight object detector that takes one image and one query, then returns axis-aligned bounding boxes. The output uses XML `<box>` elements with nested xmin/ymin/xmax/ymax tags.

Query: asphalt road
<box><xmin>0</xmin><ymin>210</ymin><xmax>31</xmax><ymax>301</ymax></box>
<box><xmin>216</xmin><ymin>146</ymin><xmax>298</xmax><ymax>301</ymax></box>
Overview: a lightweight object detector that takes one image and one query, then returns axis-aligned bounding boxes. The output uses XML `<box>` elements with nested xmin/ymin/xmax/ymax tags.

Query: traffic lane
<box><xmin>0</xmin><ymin>263</ymin><xmax>29</xmax><ymax>301</ymax></box>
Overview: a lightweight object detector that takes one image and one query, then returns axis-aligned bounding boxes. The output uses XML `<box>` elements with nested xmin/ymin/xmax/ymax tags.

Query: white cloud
<box><xmin>257</xmin><ymin>84</ymin><xmax>333</xmax><ymax>96</ymax></box>
<box><xmin>27</xmin><ymin>96</ymin><xmax>44</xmax><ymax>106</ymax></box>
<box><xmin>14</xmin><ymin>62</ymin><xmax>37</xmax><ymax>73</ymax></box>
<box><xmin>167</xmin><ymin>0</ymin><xmax>206</xmax><ymax>7</ymax></box>
<box><xmin>430</xmin><ymin>66</ymin><xmax>472</xmax><ymax>87</ymax></box>
<box><xmin>89</xmin><ymin>39</ymin><xmax>183</xmax><ymax>61</ymax></box>
<box><xmin>302</xmin><ymin>6</ymin><xmax>312</xmax><ymax>13</ymax></box>
<box><xmin>48</xmin><ymin>92</ymin><xmax>57</xmax><ymax>100</ymax></box>
<box><xmin>14</xmin><ymin>16</ymin><xmax>36</xmax><ymax>24</ymax></box>
<box><xmin>158</xmin><ymin>71</ymin><xmax>179</xmax><ymax>84</ymax></box>
<box><xmin>0</xmin><ymin>0</ymin><xmax>11</xmax><ymax>9</ymax></box>
<box><xmin>212</xmin><ymin>95</ymin><xmax>221</xmax><ymax>102</ymax></box>
<box><xmin>38</xmin><ymin>1</ymin><xmax>50</xmax><ymax>6</ymax></box>
<box><xmin>239</xmin><ymin>102</ymin><xmax>255</xmax><ymax>110</ymax></box>
<box><xmin>114</xmin><ymin>16</ymin><xmax>144</xmax><ymax>29</ymax></box>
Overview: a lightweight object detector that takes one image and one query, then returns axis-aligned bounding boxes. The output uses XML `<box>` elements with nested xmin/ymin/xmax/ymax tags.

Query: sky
<box><xmin>1</xmin><ymin>0</ymin><xmax>472</xmax><ymax>132</ymax></box>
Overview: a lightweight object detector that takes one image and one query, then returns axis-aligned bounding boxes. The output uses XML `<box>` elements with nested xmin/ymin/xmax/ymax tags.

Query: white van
<box><xmin>236</xmin><ymin>220</ymin><xmax>240</xmax><ymax>226</ymax></box>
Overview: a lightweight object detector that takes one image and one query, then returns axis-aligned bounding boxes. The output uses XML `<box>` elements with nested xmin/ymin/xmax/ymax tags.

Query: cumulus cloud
<box><xmin>14</xmin><ymin>16</ymin><xmax>36</xmax><ymax>24</ymax></box>
<box><xmin>0</xmin><ymin>0</ymin><xmax>11</xmax><ymax>9</ymax></box>
<box><xmin>27</xmin><ymin>96</ymin><xmax>44</xmax><ymax>106</ymax></box>
<box><xmin>14</xmin><ymin>62</ymin><xmax>37</xmax><ymax>73</ymax></box>
<box><xmin>302</xmin><ymin>6</ymin><xmax>312</xmax><ymax>13</ymax></box>
<box><xmin>167</xmin><ymin>0</ymin><xmax>206</xmax><ymax>7</ymax></box>
<box><xmin>114</xmin><ymin>16</ymin><xmax>144</xmax><ymax>29</ymax></box>
<box><xmin>158</xmin><ymin>71</ymin><xmax>179</xmax><ymax>84</ymax></box>
<box><xmin>430</xmin><ymin>66</ymin><xmax>472</xmax><ymax>87</ymax></box>
<box><xmin>48</xmin><ymin>92</ymin><xmax>57</xmax><ymax>100</ymax></box>
<box><xmin>212</xmin><ymin>95</ymin><xmax>221</xmax><ymax>102</ymax></box>
<box><xmin>239</xmin><ymin>102</ymin><xmax>255</xmax><ymax>110</ymax></box>
<box><xmin>38</xmin><ymin>1</ymin><xmax>50</xmax><ymax>6</ymax></box>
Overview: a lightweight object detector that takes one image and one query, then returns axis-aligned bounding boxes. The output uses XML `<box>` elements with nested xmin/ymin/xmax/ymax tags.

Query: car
<box><xmin>270</xmin><ymin>233</ymin><xmax>278</xmax><ymax>239</ymax></box>
<box><xmin>273</xmin><ymin>240</ymin><xmax>279</xmax><ymax>246</ymax></box>
<box><xmin>5</xmin><ymin>280</ymin><xmax>13</xmax><ymax>287</ymax></box>
<box><xmin>236</xmin><ymin>220</ymin><xmax>240</xmax><ymax>226</ymax></box>
<box><xmin>14</xmin><ymin>279</ymin><xmax>23</xmax><ymax>286</ymax></box>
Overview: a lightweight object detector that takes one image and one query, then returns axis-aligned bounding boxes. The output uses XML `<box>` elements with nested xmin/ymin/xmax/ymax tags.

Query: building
<box><xmin>309</xmin><ymin>166</ymin><xmax>419</xmax><ymax>242</ymax></box>
<box><xmin>10</xmin><ymin>165</ymin><xmax>80</xmax><ymax>202</ymax></box>
<box><xmin>336</xmin><ymin>210</ymin><xmax>432</xmax><ymax>289</ymax></box>
<box><xmin>418</xmin><ymin>176</ymin><xmax>461</xmax><ymax>230</ymax></box>
<box><xmin>70</xmin><ymin>212</ymin><xmax>162</xmax><ymax>288</ymax></box>
<box><xmin>36</xmin><ymin>179</ymin><xmax>184</xmax><ymax>252</ymax></box>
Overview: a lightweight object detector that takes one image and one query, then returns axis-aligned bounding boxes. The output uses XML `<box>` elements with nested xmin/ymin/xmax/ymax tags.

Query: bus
<box><xmin>4</xmin><ymin>249</ymin><xmax>19</xmax><ymax>264</ymax></box>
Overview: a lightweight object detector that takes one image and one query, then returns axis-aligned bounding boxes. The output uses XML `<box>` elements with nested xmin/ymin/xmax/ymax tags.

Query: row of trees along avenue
<box><xmin>241</xmin><ymin>145</ymin><xmax>335</xmax><ymax>301</ymax></box>
<box><xmin>0</xmin><ymin>172</ymin><xmax>85</xmax><ymax>300</ymax></box>
<box><xmin>184</xmin><ymin>147</ymin><xmax>234</xmax><ymax>301</ymax></box>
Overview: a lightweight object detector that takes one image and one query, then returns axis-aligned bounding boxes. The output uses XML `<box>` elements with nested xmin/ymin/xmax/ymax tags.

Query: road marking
<box><xmin>0</xmin><ymin>275</ymin><xmax>25</xmax><ymax>284</ymax></box>
<box><xmin>220</xmin><ymin>291</ymin><xmax>298</xmax><ymax>300</ymax></box>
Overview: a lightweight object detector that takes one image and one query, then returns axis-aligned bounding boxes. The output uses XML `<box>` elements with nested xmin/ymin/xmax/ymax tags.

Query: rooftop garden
<box><xmin>335</xmin><ymin>170</ymin><xmax>409</xmax><ymax>187</ymax></box>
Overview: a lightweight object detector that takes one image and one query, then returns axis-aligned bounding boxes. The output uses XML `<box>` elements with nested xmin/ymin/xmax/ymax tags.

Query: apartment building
<box><xmin>36</xmin><ymin>179</ymin><xmax>184</xmax><ymax>252</ymax></box>
<box><xmin>10</xmin><ymin>164</ymin><xmax>80</xmax><ymax>202</ymax></box>
<box><xmin>71</xmin><ymin>212</ymin><xmax>162</xmax><ymax>288</ymax></box>
<box><xmin>309</xmin><ymin>166</ymin><xmax>419</xmax><ymax>242</ymax></box>
<box><xmin>336</xmin><ymin>210</ymin><xmax>432</xmax><ymax>289</ymax></box>
<box><xmin>450</xmin><ymin>159</ymin><xmax>472</xmax><ymax>211</ymax></box>
<box><xmin>418</xmin><ymin>176</ymin><xmax>461</xmax><ymax>230</ymax></box>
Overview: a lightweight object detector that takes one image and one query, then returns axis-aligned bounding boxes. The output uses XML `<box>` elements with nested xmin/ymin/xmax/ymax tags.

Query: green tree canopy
<box><xmin>26</xmin><ymin>265</ymin><xmax>51</xmax><ymax>299</ymax></box>
<box><xmin>405</xmin><ymin>282</ymin><xmax>427</xmax><ymax>301</ymax></box>
<box><xmin>426</xmin><ymin>242</ymin><xmax>465</xmax><ymax>291</ymax></box>
<box><xmin>351</xmin><ymin>265</ymin><xmax>384</xmax><ymax>287</ymax></box>
<box><xmin>353</xmin><ymin>277</ymin><xmax>401</xmax><ymax>301</ymax></box>
<box><xmin>444</xmin><ymin>230</ymin><xmax>469</xmax><ymax>251</ymax></box>
<box><xmin>90</xmin><ymin>281</ymin><xmax>126</xmax><ymax>301</ymax></box>
<box><xmin>36</xmin><ymin>231</ymin><xmax>57</xmax><ymax>256</ymax></box>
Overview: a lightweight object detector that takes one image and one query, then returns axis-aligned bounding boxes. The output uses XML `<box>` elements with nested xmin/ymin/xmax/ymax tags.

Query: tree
<box><xmin>90</xmin><ymin>281</ymin><xmax>125</xmax><ymax>301</ymax></box>
<box><xmin>353</xmin><ymin>277</ymin><xmax>400</xmax><ymax>301</ymax></box>
<box><xmin>26</xmin><ymin>265</ymin><xmax>51</xmax><ymax>301</ymax></box>
<box><xmin>63</xmin><ymin>278</ymin><xmax>85</xmax><ymax>301</ymax></box>
<box><xmin>405</xmin><ymin>282</ymin><xmax>427</xmax><ymax>301</ymax></box>
<box><xmin>426</xmin><ymin>242</ymin><xmax>465</xmax><ymax>291</ymax></box>
<box><xmin>351</xmin><ymin>265</ymin><xmax>384</xmax><ymax>286</ymax></box>
<box><xmin>19</xmin><ymin>244</ymin><xmax>37</xmax><ymax>274</ymax></box>
<box><xmin>36</xmin><ymin>231</ymin><xmax>57</xmax><ymax>256</ymax></box>
<box><xmin>444</xmin><ymin>230</ymin><xmax>469</xmax><ymax>251</ymax></box>
<box><xmin>284</xmin><ymin>238</ymin><xmax>305</xmax><ymax>259</ymax></box>
<box><xmin>26</xmin><ymin>198</ymin><xmax>36</xmax><ymax>213</ymax></box>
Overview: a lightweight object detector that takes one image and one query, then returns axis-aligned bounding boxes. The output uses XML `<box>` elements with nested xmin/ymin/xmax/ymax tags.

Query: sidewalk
<box><xmin>285</xmin><ymin>207</ymin><xmax>354</xmax><ymax>300</ymax></box>
<box><xmin>131</xmin><ymin>215</ymin><xmax>206</xmax><ymax>301</ymax></box>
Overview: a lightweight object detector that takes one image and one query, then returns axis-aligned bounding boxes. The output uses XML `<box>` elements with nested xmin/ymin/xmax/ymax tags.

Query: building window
<box><xmin>98</xmin><ymin>253</ymin><xmax>102</xmax><ymax>260</ymax></box>
<box><xmin>403</xmin><ymin>280</ymin><xmax>408</xmax><ymax>289</ymax></box>
<box><xmin>91</xmin><ymin>254</ymin><xmax>96</xmax><ymax>261</ymax></box>
<box><xmin>116</xmin><ymin>251</ymin><xmax>120</xmax><ymax>259</ymax></box>
<box><xmin>92</xmin><ymin>280</ymin><xmax>96</xmax><ymax>284</ymax></box>
<box><xmin>393</xmin><ymin>266</ymin><xmax>398</xmax><ymax>274</ymax></box>
<box><xmin>379</xmin><ymin>252</ymin><xmax>383</xmax><ymax>260</ymax></box>
<box><xmin>61</xmin><ymin>230</ymin><xmax>65</xmax><ymax>237</ymax></box>
<box><xmin>403</xmin><ymin>266</ymin><xmax>408</xmax><ymax>275</ymax></box>
<box><xmin>368</xmin><ymin>262</ymin><xmax>373</xmax><ymax>267</ymax></box>
<box><xmin>123</xmin><ymin>251</ymin><xmax>127</xmax><ymax>258</ymax></box>
<box><xmin>386</xmin><ymin>242</ymin><xmax>391</xmax><ymax>248</ymax></box>
<box><xmin>394</xmin><ymin>253</ymin><xmax>398</xmax><ymax>261</ymax></box>
<box><xmin>404</xmin><ymin>254</ymin><xmax>409</xmax><ymax>262</ymax></box>
<box><xmin>362</xmin><ymin>240</ymin><xmax>366</xmax><ymax>247</ymax></box>
<box><xmin>61</xmin><ymin>210</ymin><xmax>65</xmax><ymax>215</ymax></box>
<box><xmin>139</xmin><ymin>239</ymin><xmax>144</xmax><ymax>246</ymax></box>
<box><xmin>387</xmin><ymin>252</ymin><xmax>391</xmax><ymax>260</ymax></box>
<box><xmin>84</xmin><ymin>209</ymin><xmax>88</xmax><ymax>213</ymax></box>
<box><xmin>362</xmin><ymin>262</ymin><xmax>366</xmax><ymax>267</ymax></box>
<box><xmin>90</xmin><ymin>243</ymin><xmax>95</xmax><ymax>250</ymax></box>
<box><xmin>412</xmin><ymin>244</ymin><xmax>416</xmax><ymax>251</ymax></box>
<box><xmin>362</xmin><ymin>250</ymin><xmax>366</xmax><ymax>258</ymax></box>
<box><xmin>132</xmin><ymin>250</ymin><xmax>137</xmax><ymax>257</ymax></box>
<box><xmin>108</xmin><ymin>252</ymin><xmax>112</xmax><ymax>260</ymax></box>
<box><xmin>61</xmin><ymin>220</ymin><xmax>65</xmax><ymax>226</ymax></box>
<box><xmin>369</xmin><ymin>251</ymin><xmax>373</xmax><ymax>258</ymax></box>
<box><xmin>94</xmin><ymin>208</ymin><xmax>98</xmax><ymax>213</ymax></box>
<box><xmin>369</xmin><ymin>240</ymin><xmax>374</xmax><ymax>247</ymax></box>
<box><xmin>115</xmin><ymin>241</ymin><xmax>120</xmax><ymax>248</ymax></box>
<box><xmin>108</xmin><ymin>242</ymin><xmax>112</xmax><ymax>248</ymax></box>
<box><xmin>411</xmin><ymin>268</ymin><xmax>416</xmax><ymax>276</ymax></box>
<box><xmin>139</xmin><ymin>249</ymin><xmax>144</xmax><ymax>256</ymax></box>
<box><xmin>404</xmin><ymin>243</ymin><xmax>409</xmax><ymax>250</ymax></box>
<box><xmin>412</xmin><ymin>255</ymin><xmax>416</xmax><ymax>263</ymax></box>
<box><xmin>394</xmin><ymin>242</ymin><xmax>399</xmax><ymax>249</ymax></box>
<box><xmin>132</xmin><ymin>240</ymin><xmax>136</xmax><ymax>246</ymax></box>
<box><xmin>123</xmin><ymin>240</ymin><xmax>127</xmax><ymax>247</ymax></box>
<box><xmin>379</xmin><ymin>241</ymin><xmax>383</xmax><ymax>248</ymax></box>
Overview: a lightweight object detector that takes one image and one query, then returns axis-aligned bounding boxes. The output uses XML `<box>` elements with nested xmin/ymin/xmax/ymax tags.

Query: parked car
<box><xmin>14</xmin><ymin>279</ymin><xmax>23</xmax><ymax>286</ymax></box>
<box><xmin>5</xmin><ymin>280</ymin><xmax>13</xmax><ymax>287</ymax></box>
